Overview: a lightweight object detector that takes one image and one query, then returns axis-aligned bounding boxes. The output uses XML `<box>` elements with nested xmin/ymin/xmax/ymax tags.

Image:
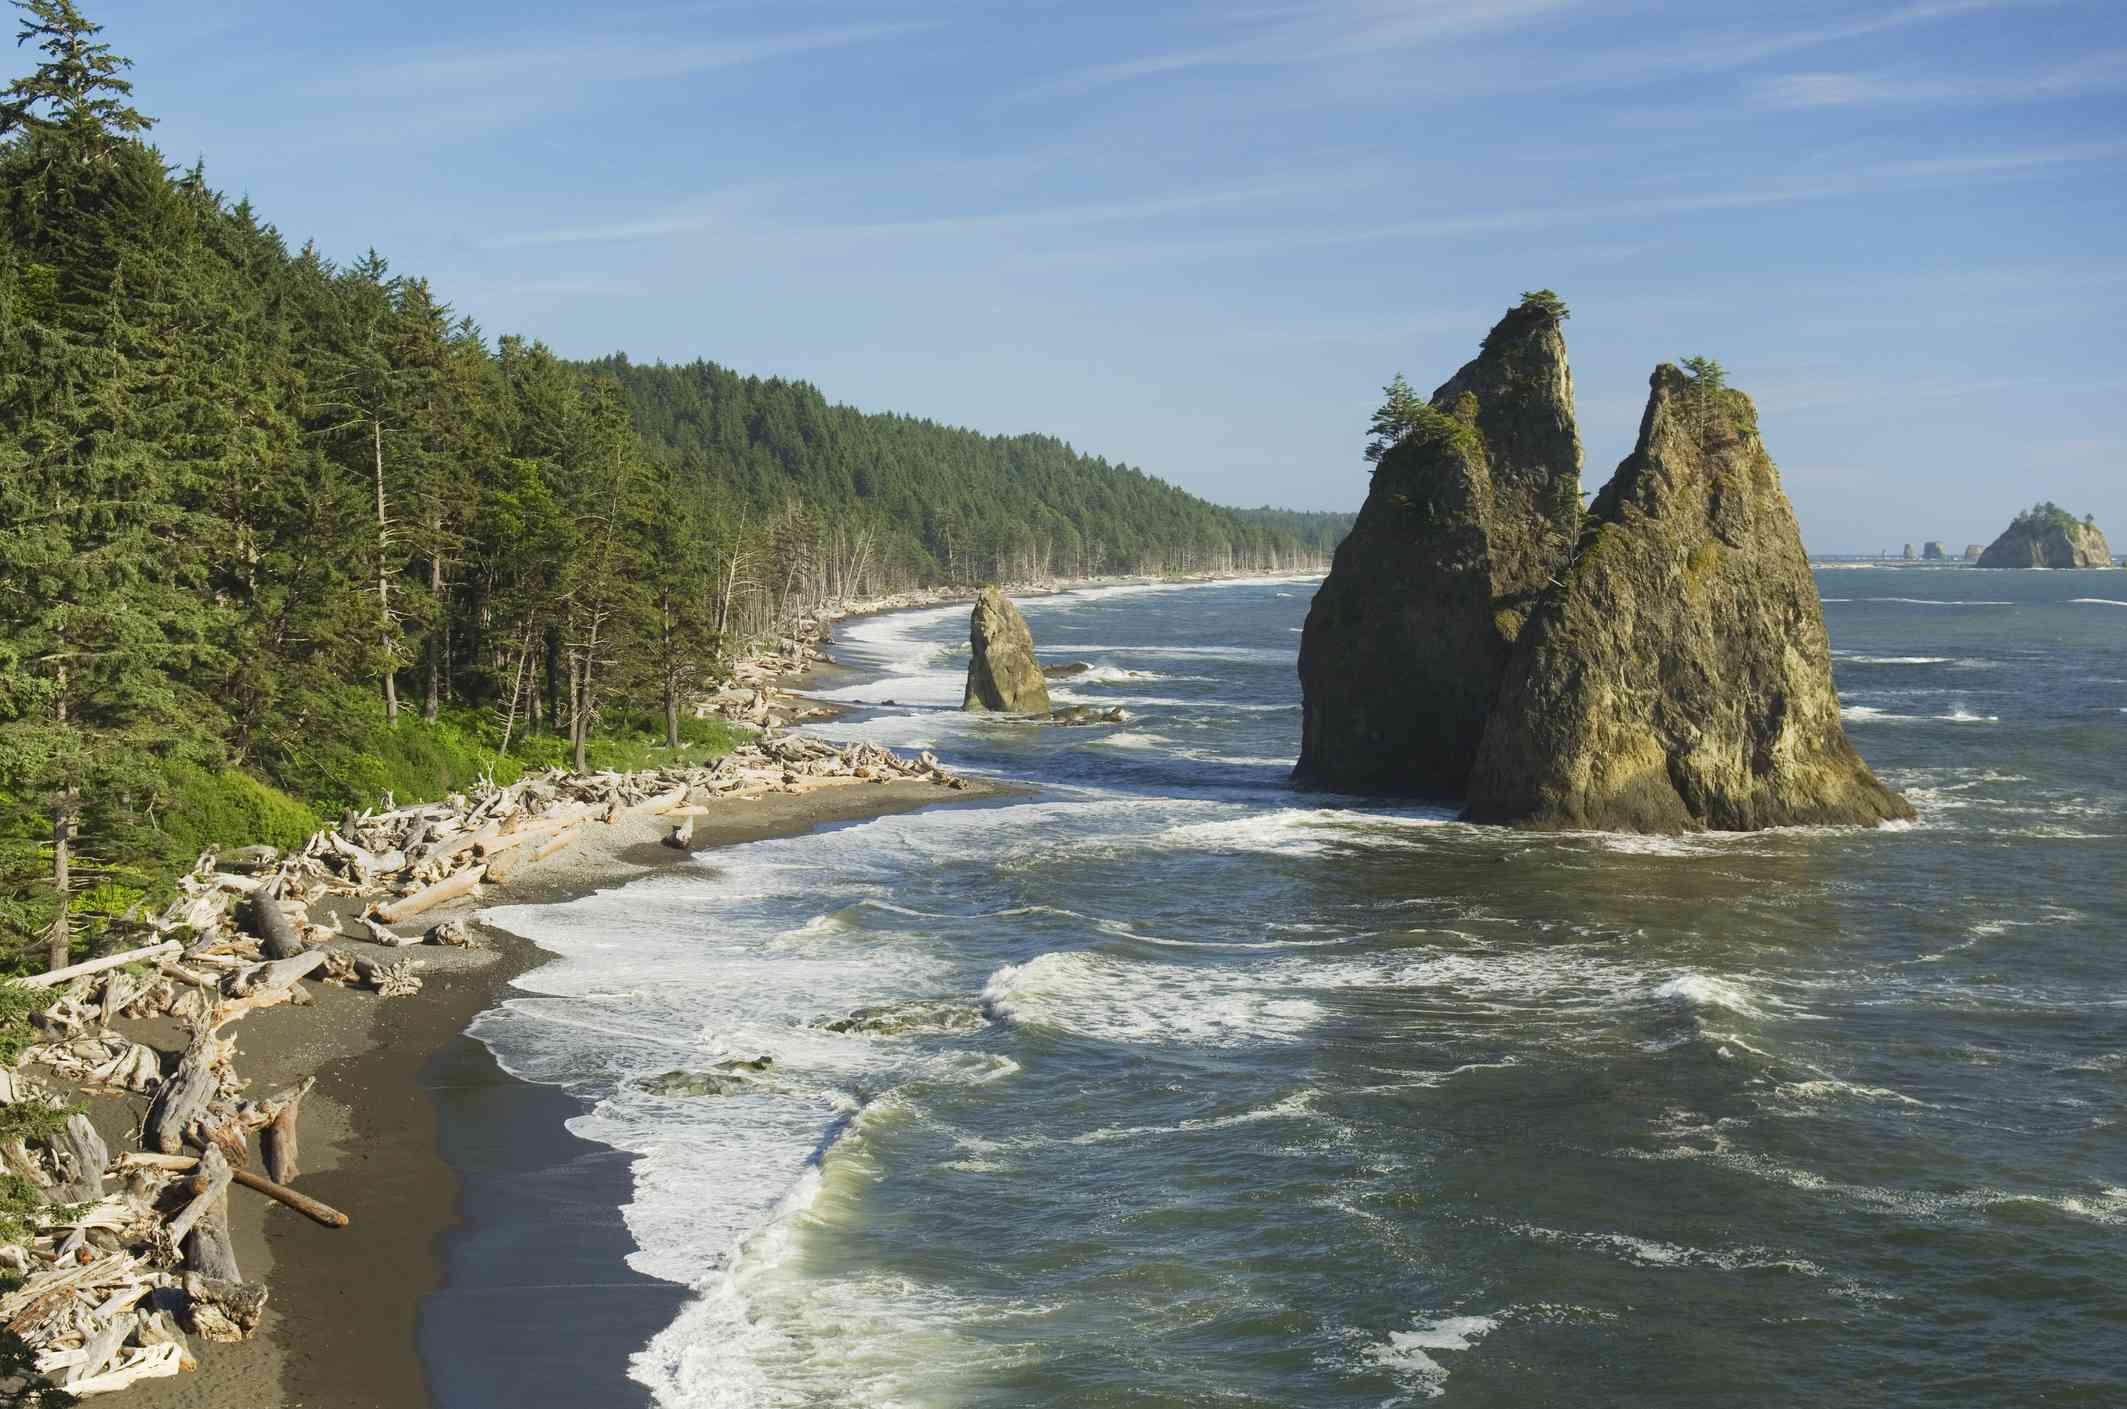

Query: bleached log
<box><xmin>361</xmin><ymin>914</ymin><xmax>420</xmax><ymax>947</ymax></box>
<box><xmin>371</xmin><ymin>865</ymin><xmax>485</xmax><ymax>924</ymax></box>
<box><xmin>19</xmin><ymin>941</ymin><xmax>182</xmax><ymax>990</ymax></box>
<box><xmin>144</xmin><ymin>1040</ymin><xmax>221</xmax><ymax>1154</ymax></box>
<box><xmin>622</xmin><ymin>784</ymin><xmax>689</xmax><ymax>818</ymax></box>
<box><xmin>231</xmin><ymin>1168</ymin><xmax>345</xmax><ymax>1228</ymax></box>
<box><xmin>527</xmin><ymin>826</ymin><xmax>582</xmax><ymax>864</ymax></box>
<box><xmin>229</xmin><ymin>948</ymin><xmax>326</xmax><ymax>996</ymax></box>
<box><xmin>63</xmin><ymin>1311</ymin><xmax>134</xmax><ymax>1389</ymax></box>
<box><xmin>167</xmin><ymin>1146</ymin><xmax>233</xmax><ymax>1248</ymax></box>
<box><xmin>51</xmin><ymin>1113</ymin><xmax>109</xmax><ymax>1205</ymax></box>
<box><xmin>473</xmin><ymin>812</ymin><xmax>581</xmax><ymax>857</ymax></box>
<box><xmin>154</xmin><ymin>960</ymin><xmax>219</xmax><ymax>993</ymax></box>
<box><xmin>63</xmin><ymin>1339</ymin><xmax>185</xmax><ymax>1394</ymax></box>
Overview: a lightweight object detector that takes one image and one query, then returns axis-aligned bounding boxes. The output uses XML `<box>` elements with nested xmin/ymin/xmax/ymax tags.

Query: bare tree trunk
<box><xmin>374</xmin><ymin>419</ymin><xmax>397</xmax><ymax>725</ymax></box>
<box><xmin>661</xmin><ymin>593</ymin><xmax>679</xmax><ymax>750</ymax></box>
<box><xmin>498</xmin><ymin>633</ymin><xmax>531</xmax><ymax>756</ymax></box>
<box><xmin>424</xmin><ymin>548</ymin><xmax>442</xmax><ymax>723</ymax></box>
<box><xmin>45</xmin><ymin>800</ymin><xmax>71</xmax><ymax>973</ymax></box>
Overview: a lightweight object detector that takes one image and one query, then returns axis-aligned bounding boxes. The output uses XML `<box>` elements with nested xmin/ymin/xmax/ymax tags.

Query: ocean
<box><xmin>477</xmin><ymin>569</ymin><xmax>2125</xmax><ymax>1407</ymax></box>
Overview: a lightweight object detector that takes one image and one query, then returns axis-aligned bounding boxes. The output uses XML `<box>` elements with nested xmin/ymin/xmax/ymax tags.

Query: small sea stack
<box><xmin>1294</xmin><ymin>293</ymin><xmax>1583</xmax><ymax>795</ymax></box>
<box><xmin>963</xmin><ymin>586</ymin><xmax>1051</xmax><ymax>713</ymax></box>
<box><xmin>1974</xmin><ymin>503</ymin><xmax>2113</xmax><ymax>568</ymax></box>
<box><xmin>1464</xmin><ymin>364</ymin><xmax>1913</xmax><ymax>833</ymax></box>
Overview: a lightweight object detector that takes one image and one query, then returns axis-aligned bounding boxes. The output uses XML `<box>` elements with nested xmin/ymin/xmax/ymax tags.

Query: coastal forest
<box><xmin>0</xmin><ymin>1</ymin><xmax>1336</xmax><ymax>974</ymax></box>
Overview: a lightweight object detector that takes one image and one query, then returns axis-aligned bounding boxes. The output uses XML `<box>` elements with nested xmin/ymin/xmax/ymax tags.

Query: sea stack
<box><xmin>963</xmin><ymin>587</ymin><xmax>1051</xmax><ymax>713</ymax></box>
<box><xmin>1294</xmin><ymin>295</ymin><xmax>1582</xmax><ymax>795</ymax></box>
<box><xmin>1464</xmin><ymin>365</ymin><xmax>1913</xmax><ymax>833</ymax></box>
<box><xmin>1974</xmin><ymin>505</ymin><xmax>2113</xmax><ymax>568</ymax></box>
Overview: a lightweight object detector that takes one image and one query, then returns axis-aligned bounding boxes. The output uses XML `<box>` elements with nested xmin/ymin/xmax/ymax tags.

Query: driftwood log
<box><xmin>166</xmin><ymin>1147</ymin><xmax>233</xmax><ymax>1249</ymax></box>
<box><xmin>144</xmin><ymin>1039</ymin><xmax>221</xmax><ymax>1155</ymax></box>
<box><xmin>260</xmin><ymin>1079</ymin><xmax>309</xmax><ymax>1183</ymax></box>
<box><xmin>20</xmin><ymin>941</ymin><xmax>182</xmax><ymax>989</ymax></box>
<box><xmin>230</xmin><ymin>1168</ymin><xmax>346</xmax><ymax>1229</ymax></box>
<box><xmin>52</xmin><ymin>1114</ymin><xmax>109</xmax><ymax>1206</ymax></box>
<box><xmin>244</xmin><ymin>887</ymin><xmax>308</xmax><ymax>961</ymax></box>
<box><xmin>372</xmin><ymin>865</ymin><xmax>484</xmax><ymax>924</ymax></box>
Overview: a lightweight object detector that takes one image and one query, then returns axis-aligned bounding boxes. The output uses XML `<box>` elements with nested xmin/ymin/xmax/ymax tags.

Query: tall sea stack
<box><xmin>1464</xmin><ymin>366</ymin><xmax>1913</xmax><ymax>833</ymax></box>
<box><xmin>963</xmin><ymin>587</ymin><xmax>1051</xmax><ymax>714</ymax></box>
<box><xmin>1293</xmin><ymin>297</ymin><xmax>1582</xmax><ymax>795</ymax></box>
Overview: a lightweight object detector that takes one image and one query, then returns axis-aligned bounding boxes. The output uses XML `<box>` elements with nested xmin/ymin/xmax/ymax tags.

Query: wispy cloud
<box><xmin>1016</xmin><ymin>0</ymin><xmax>1574</xmax><ymax>102</ymax></box>
<box><xmin>999</xmin><ymin>139</ymin><xmax>2127</xmax><ymax>270</ymax></box>
<box><xmin>1755</xmin><ymin>48</ymin><xmax>2127</xmax><ymax>110</ymax></box>
<box><xmin>315</xmin><ymin>21</ymin><xmax>931</xmax><ymax>98</ymax></box>
<box><xmin>496</xmin><ymin>180</ymin><xmax>1324</xmax><ymax>249</ymax></box>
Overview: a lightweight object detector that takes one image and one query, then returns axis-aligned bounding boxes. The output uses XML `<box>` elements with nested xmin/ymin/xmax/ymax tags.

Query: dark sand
<box><xmin>112</xmin><ymin>775</ymin><xmax>1015</xmax><ymax>1409</ymax></box>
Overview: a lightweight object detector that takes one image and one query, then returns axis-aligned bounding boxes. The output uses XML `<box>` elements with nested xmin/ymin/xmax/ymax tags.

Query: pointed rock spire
<box><xmin>1294</xmin><ymin>295</ymin><xmax>1582</xmax><ymax>795</ymax></box>
<box><xmin>1464</xmin><ymin>364</ymin><xmax>1913</xmax><ymax>832</ymax></box>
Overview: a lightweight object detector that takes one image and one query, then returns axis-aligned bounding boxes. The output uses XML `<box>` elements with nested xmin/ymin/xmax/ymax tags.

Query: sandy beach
<box><xmin>106</xmin><ymin>773</ymin><xmax>1014</xmax><ymax>1409</ymax></box>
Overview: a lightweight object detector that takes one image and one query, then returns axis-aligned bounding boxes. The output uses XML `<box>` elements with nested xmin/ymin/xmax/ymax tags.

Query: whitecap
<box><xmin>2070</xmin><ymin>597</ymin><xmax>2127</xmax><ymax>607</ymax></box>
<box><xmin>1367</xmin><ymin>1314</ymin><xmax>1499</xmax><ymax>1401</ymax></box>
<box><xmin>980</xmin><ymin>950</ymin><xmax>1327</xmax><ymax>1047</ymax></box>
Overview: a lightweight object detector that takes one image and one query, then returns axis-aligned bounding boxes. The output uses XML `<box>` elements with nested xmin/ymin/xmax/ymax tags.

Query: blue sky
<box><xmin>89</xmin><ymin>0</ymin><xmax>2126</xmax><ymax>552</ymax></box>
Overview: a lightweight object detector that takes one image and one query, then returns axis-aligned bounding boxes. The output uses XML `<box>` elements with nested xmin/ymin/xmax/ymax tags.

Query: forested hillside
<box><xmin>0</xmin><ymin>3</ymin><xmax>1335</xmax><ymax>971</ymax></box>
<box><xmin>595</xmin><ymin>355</ymin><xmax>1331</xmax><ymax>592</ymax></box>
<box><xmin>1227</xmin><ymin>507</ymin><xmax>1355</xmax><ymax>556</ymax></box>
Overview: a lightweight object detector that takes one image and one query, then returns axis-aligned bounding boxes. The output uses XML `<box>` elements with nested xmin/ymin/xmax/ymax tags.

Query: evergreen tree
<box><xmin>1364</xmin><ymin>372</ymin><xmax>1426</xmax><ymax>465</ymax></box>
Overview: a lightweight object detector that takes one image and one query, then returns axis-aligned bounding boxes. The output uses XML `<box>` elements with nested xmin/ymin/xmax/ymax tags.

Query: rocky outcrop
<box><xmin>1463</xmin><ymin>366</ymin><xmax>1913</xmax><ymax>833</ymax></box>
<box><xmin>1922</xmin><ymin>540</ymin><xmax>1946</xmax><ymax>561</ymax></box>
<box><xmin>963</xmin><ymin>587</ymin><xmax>1051</xmax><ymax>713</ymax></box>
<box><xmin>1974</xmin><ymin>508</ymin><xmax>2113</xmax><ymax>568</ymax></box>
<box><xmin>1964</xmin><ymin>543</ymin><xmax>1983</xmax><ymax>561</ymax></box>
<box><xmin>1294</xmin><ymin>297</ymin><xmax>1582</xmax><ymax>795</ymax></box>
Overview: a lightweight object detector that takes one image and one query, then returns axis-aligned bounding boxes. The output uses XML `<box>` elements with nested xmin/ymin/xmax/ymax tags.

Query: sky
<box><xmin>85</xmin><ymin>0</ymin><xmax>2127</xmax><ymax>553</ymax></box>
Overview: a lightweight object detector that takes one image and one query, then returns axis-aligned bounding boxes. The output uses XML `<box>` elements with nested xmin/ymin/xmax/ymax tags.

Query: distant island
<box><xmin>1975</xmin><ymin>503</ymin><xmax>2114</xmax><ymax>568</ymax></box>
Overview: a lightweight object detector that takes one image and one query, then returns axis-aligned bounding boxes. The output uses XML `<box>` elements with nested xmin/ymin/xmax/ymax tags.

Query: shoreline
<box><xmin>112</xmin><ymin>775</ymin><xmax>1019</xmax><ymax>1409</ymax></box>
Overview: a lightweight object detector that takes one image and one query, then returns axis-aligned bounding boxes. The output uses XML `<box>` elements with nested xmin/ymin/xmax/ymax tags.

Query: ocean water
<box><xmin>478</xmin><ymin>569</ymin><xmax>2126</xmax><ymax>1407</ymax></box>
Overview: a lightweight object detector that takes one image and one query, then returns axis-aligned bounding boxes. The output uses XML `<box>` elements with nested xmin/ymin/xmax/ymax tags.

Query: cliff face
<box><xmin>963</xmin><ymin>587</ymin><xmax>1051</xmax><ymax>713</ymax></box>
<box><xmin>1464</xmin><ymin>366</ymin><xmax>1912</xmax><ymax>833</ymax></box>
<box><xmin>1975</xmin><ymin>517</ymin><xmax>2113</xmax><ymax>568</ymax></box>
<box><xmin>1293</xmin><ymin>301</ymin><xmax>1582</xmax><ymax>795</ymax></box>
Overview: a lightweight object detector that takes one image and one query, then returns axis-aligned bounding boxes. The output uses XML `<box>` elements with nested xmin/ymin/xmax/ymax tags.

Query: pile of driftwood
<box><xmin>2</xmin><ymin>743</ymin><xmax>963</xmax><ymax>1395</ymax></box>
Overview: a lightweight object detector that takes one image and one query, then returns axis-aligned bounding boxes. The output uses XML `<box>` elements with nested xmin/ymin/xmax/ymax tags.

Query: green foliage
<box><xmin>1364</xmin><ymin>372</ymin><xmax>1428</xmax><ymax>466</ymax></box>
<box><xmin>2012</xmin><ymin>501</ymin><xmax>2083</xmax><ymax>535</ymax></box>
<box><xmin>1679</xmin><ymin>356</ymin><xmax>1727</xmax><ymax>389</ymax></box>
<box><xmin>153</xmin><ymin>762</ymin><xmax>323</xmax><ymax>857</ymax></box>
<box><xmin>1227</xmin><ymin>507</ymin><xmax>1356</xmax><ymax>555</ymax></box>
<box><xmin>1519</xmin><ymin>289</ymin><xmax>1570</xmax><ymax>321</ymax></box>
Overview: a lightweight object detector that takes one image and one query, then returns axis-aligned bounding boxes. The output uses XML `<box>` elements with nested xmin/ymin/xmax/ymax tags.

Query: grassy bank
<box><xmin>0</xmin><ymin>702</ymin><xmax>750</xmax><ymax>977</ymax></box>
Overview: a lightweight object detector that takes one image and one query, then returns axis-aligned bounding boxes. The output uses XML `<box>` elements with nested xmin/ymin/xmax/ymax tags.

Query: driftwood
<box><xmin>19</xmin><ymin>941</ymin><xmax>182</xmax><ymax>989</ymax></box>
<box><xmin>662</xmin><ymin>816</ymin><xmax>696</xmax><ymax>849</ymax></box>
<box><xmin>244</xmin><ymin>887</ymin><xmax>308</xmax><ymax>961</ymax></box>
<box><xmin>51</xmin><ymin>1114</ymin><xmax>109</xmax><ymax>1206</ymax></box>
<box><xmin>260</xmin><ymin>1079</ymin><xmax>309</xmax><ymax>1183</ymax></box>
<box><xmin>225</xmin><ymin>948</ymin><xmax>326</xmax><ymax>998</ymax></box>
<box><xmin>166</xmin><ymin>1147</ymin><xmax>233</xmax><ymax>1249</ymax></box>
<box><xmin>180</xmin><ymin>1273</ymin><xmax>265</xmax><ymax>1344</ymax></box>
<box><xmin>372</xmin><ymin>865</ymin><xmax>485</xmax><ymax>924</ymax></box>
<box><xmin>143</xmin><ymin>1039</ymin><xmax>221</xmax><ymax>1155</ymax></box>
<box><xmin>230</xmin><ymin>1168</ymin><xmax>346</xmax><ymax>1229</ymax></box>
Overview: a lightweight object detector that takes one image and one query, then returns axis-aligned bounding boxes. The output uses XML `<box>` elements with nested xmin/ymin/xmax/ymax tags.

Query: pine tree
<box><xmin>1364</xmin><ymin>372</ymin><xmax>1425</xmax><ymax>465</ymax></box>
